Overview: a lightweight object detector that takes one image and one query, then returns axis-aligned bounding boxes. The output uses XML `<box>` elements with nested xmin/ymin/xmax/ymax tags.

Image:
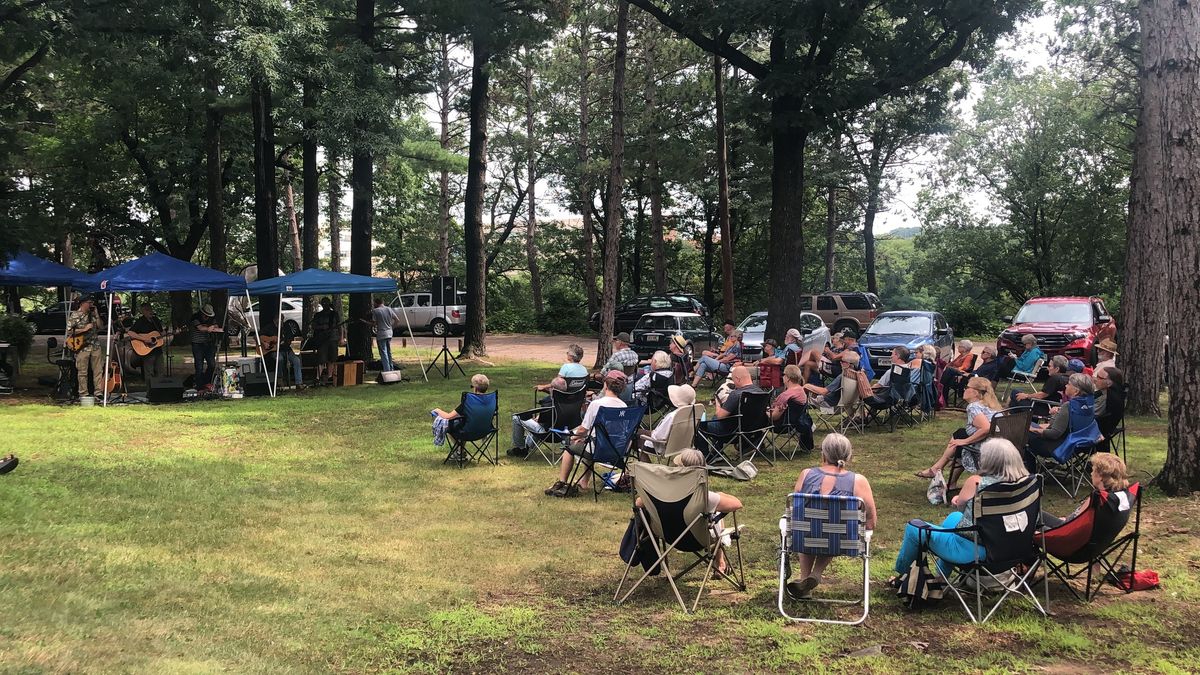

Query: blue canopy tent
<box><xmin>247</xmin><ymin>269</ymin><xmax>422</xmax><ymax>394</ymax></box>
<box><xmin>81</xmin><ymin>252</ymin><xmax>256</xmax><ymax>406</ymax></box>
<box><xmin>0</xmin><ymin>251</ymin><xmax>89</xmax><ymax>383</ymax></box>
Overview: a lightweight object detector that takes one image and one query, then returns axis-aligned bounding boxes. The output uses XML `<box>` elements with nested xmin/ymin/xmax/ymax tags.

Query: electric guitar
<box><xmin>129</xmin><ymin>329</ymin><xmax>179</xmax><ymax>357</ymax></box>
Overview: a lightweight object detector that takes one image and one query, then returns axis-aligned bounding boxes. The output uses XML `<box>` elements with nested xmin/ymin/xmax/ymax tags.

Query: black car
<box><xmin>588</xmin><ymin>293</ymin><xmax>709</xmax><ymax>334</ymax></box>
<box><xmin>630</xmin><ymin>312</ymin><xmax>723</xmax><ymax>359</ymax></box>
<box><xmin>22</xmin><ymin>298</ymin><xmax>112</xmax><ymax>335</ymax></box>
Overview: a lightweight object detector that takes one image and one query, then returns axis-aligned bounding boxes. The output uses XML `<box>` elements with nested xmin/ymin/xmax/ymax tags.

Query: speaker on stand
<box><xmin>426</xmin><ymin>275</ymin><xmax>465</xmax><ymax>379</ymax></box>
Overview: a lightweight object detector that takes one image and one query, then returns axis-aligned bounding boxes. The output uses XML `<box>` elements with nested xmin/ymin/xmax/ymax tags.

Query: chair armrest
<box><xmin>513</xmin><ymin>406</ymin><xmax>551</xmax><ymax>418</ymax></box>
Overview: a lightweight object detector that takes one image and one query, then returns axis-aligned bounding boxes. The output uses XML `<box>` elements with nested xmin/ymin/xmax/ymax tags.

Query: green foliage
<box><xmin>0</xmin><ymin>314</ymin><xmax>35</xmax><ymax>358</ymax></box>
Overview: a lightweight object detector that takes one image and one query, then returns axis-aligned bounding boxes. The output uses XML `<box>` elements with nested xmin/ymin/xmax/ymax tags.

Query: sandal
<box><xmin>914</xmin><ymin>469</ymin><xmax>938</xmax><ymax>479</ymax></box>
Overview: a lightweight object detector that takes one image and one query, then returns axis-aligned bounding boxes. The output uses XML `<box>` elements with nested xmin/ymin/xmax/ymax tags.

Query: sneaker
<box><xmin>544</xmin><ymin>481</ymin><xmax>565</xmax><ymax>496</ymax></box>
<box><xmin>564</xmin><ymin>484</ymin><xmax>581</xmax><ymax>498</ymax></box>
<box><xmin>785</xmin><ymin>577</ymin><xmax>819</xmax><ymax>600</ymax></box>
<box><xmin>507</xmin><ymin>447</ymin><xmax>529</xmax><ymax>458</ymax></box>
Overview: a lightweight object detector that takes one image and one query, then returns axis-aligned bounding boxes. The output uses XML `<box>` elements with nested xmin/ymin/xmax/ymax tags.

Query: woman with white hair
<box><xmin>784</xmin><ymin>433</ymin><xmax>877</xmax><ymax>598</ymax></box>
<box><xmin>634</xmin><ymin>350</ymin><xmax>675</xmax><ymax>395</ymax></box>
<box><xmin>940</xmin><ymin>340</ymin><xmax>977</xmax><ymax>398</ymax></box>
<box><xmin>892</xmin><ymin>438</ymin><xmax>1029</xmax><ymax>579</ymax></box>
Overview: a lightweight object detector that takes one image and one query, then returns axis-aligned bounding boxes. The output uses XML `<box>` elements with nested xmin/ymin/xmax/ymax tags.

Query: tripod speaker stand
<box><xmin>425</xmin><ymin>275</ymin><xmax>465</xmax><ymax>379</ymax></box>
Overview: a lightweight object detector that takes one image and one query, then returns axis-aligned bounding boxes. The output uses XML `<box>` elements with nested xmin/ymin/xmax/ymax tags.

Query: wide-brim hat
<box><xmin>1097</xmin><ymin>338</ymin><xmax>1118</xmax><ymax>355</ymax></box>
<box><xmin>668</xmin><ymin>384</ymin><xmax>696</xmax><ymax>407</ymax></box>
<box><xmin>201</xmin><ymin>303</ymin><xmax>215</xmax><ymax>317</ymax></box>
<box><xmin>671</xmin><ymin>334</ymin><xmax>687</xmax><ymax>350</ymax></box>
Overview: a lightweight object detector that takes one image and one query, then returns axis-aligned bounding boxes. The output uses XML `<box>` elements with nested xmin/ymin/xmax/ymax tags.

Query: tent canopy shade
<box><xmin>0</xmin><ymin>251</ymin><xmax>89</xmax><ymax>287</ymax></box>
<box><xmin>81</xmin><ymin>252</ymin><xmax>247</xmax><ymax>293</ymax></box>
<box><xmin>246</xmin><ymin>269</ymin><xmax>397</xmax><ymax>296</ymax></box>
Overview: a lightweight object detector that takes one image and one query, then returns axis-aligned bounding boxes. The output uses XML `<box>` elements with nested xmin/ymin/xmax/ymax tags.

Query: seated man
<box><xmin>691</xmin><ymin>329</ymin><xmax>744</xmax><ymax>387</ymax></box>
<box><xmin>756</xmin><ymin>339</ymin><xmax>785</xmax><ymax>390</ymax></box>
<box><xmin>545</xmin><ymin>370</ymin><xmax>628</xmax><ymax>498</ymax></box>
<box><xmin>601</xmin><ymin>333</ymin><xmax>640</xmax><ymax>374</ymax></box>
<box><xmin>1095</xmin><ymin>338</ymin><xmax>1119</xmax><ymax>374</ymax></box>
<box><xmin>970</xmin><ymin>345</ymin><xmax>1002</xmax><ymax>382</ymax></box>
<box><xmin>840</xmin><ymin>329</ymin><xmax>875</xmax><ymax>381</ymax></box>
<box><xmin>865</xmin><ymin>346</ymin><xmax>912</xmax><ymax>408</ymax></box>
<box><xmin>701</xmin><ymin>323</ymin><xmax>736</xmax><ymax>359</ymax></box>
<box><xmin>804</xmin><ymin>350</ymin><xmax>869</xmax><ymax>408</ymax></box>
<box><xmin>509</xmin><ymin>376</ymin><xmax>569</xmax><ymax>457</ymax></box>
<box><xmin>1011</xmin><ymin>354</ymin><xmax>1069</xmax><ymax>411</ymax></box>
<box><xmin>261</xmin><ymin>318</ymin><xmax>303</xmax><ymax>388</ymax></box>
<box><xmin>694</xmin><ymin>365</ymin><xmax>760</xmax><ymax>459</ymax></box>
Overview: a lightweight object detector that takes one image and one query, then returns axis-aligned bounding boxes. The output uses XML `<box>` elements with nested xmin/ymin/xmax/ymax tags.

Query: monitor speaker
<box><xmin>242</xmin><ymin>373</ymin><xmax>271</xmax><ymax>397</ymax></box>
<box><xmin>431</xmin><ymin>276</ymin><xmax>458</xmax><ymax>306</ymax></box>
<box><xmin>147</xmin><ymin>376</ymin><xmax>186</xmax><ymax>403</ymax></box>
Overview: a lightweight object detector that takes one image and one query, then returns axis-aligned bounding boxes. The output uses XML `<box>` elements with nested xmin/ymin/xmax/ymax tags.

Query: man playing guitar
<box><xmin>189</xmin><ymin>303</ymin><xmax>223</xmax><ymax>390</ymax></box>
<box><xmin>126</xmin><ymin>303</ymin><xmax>168</xmax><ymax>378</ymax></box>
<box><xmin>66</xmin><ymin>297</ymin><xmax>102</xmax><ymax>399</ymax></box>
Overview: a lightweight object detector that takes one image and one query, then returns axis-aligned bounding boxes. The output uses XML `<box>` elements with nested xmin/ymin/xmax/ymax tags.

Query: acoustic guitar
<box><xmin>65</xmin><ymin>310</ymin><xmax>100</xmax><ymax>352</ymax></box>
<box><xmin>256</xmin><ymin>335</ymin><xmax>280</xmax><ymax>356</ymax></box>
<box><xmin>129</xmin><ymin>329</ymin><xmax>178</xmax><ymax>357</ymax></box>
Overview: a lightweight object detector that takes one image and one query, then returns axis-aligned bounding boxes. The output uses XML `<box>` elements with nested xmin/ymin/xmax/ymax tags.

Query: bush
<box><xmin>0</xmin><ymin>313</ymin><xmax>35</xmax><ymax>360</ymax></box>
<box><xmin>941</xmin><ymin>298</ymin><xmax>1007</xmax><ymax>338</ymax></box>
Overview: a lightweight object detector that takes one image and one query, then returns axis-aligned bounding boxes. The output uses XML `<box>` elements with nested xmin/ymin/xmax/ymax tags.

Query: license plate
<box><xmin>876</xmin><ymin>358</ymin><xmax>890</xmax><ymax>367</ymax></box>
<box><xmin>644</xmin><ymin>333</ymin><xmax>661</xmax><ymax>342</ymax></box>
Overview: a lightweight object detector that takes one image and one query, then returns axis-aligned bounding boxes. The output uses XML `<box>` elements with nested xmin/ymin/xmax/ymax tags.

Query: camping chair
<box><xmin>864</xmin><ymin>365</ymin><xmax>915</xmax><ymax>432</ymax></box>
<box><xmin>696</xmin><ymin>390</ymin><xmax>773</xmax><ymax>469</ymax></box>
<box><xmin>810</xmin><ymin>371</ymin><xmax>865</xmax><ymax>435</ymax></box>
<box><xmin>915</xmin><ymin>475</ymin><xmax>1049</xmax><ymax>623</ymax></box>
<box><xmin>1098</xmin><ymin>383</ymin><xmax>1128</xmax><ymax>461</ymax></box>
<box><xmin>614</xmin><ymin>463</ymin><xmax>746</xmax><ymax>613</ymax></box>
<box><xmin>1034</xmin><ymin>395</ymin><xmax>1102</xmax><ymax>498</ymax></box>
<box><xmin>917</xmin><ymin>360</ymin><xmax>937</xmax><ymax>419</ymax></box>
<box><xmin>647</xmin><ymin>403</ymin><xmax>705</xmax><ymax>463</ymax></box>
<box><xmin>777</xmin><ymin>493</ymin><xmax>871</xmax><ymax>625</ymax></box>
<box><xmin>950</xmin><ymin>407</ymin><xmax>1032</xmax><ymax>489</ymax></box>
<box><xmin>1002</xmin><ymin>357</ymin><xmax>1045</xmax><ymax>398</ymax></box>
<box><xmin>758</xmin><ymin>361</ymin><xmax>783</xmax><ymax>393</ymax></box>
<box><xmin>768</xmin><ymin>400</ymin><xmax>814</xmax><ymax>461</ymax></box>
<box><xmin>521</xmin><ymin>386</ymin><xmax>587</xmax><ymax>464</ymax></box>
<box><xmin>565</xmin><ymin>405</ymin><xmax>644</xmax><ymax>501</ymax></box>
<box><xmin>1038</xmin><ymin>483</ymin><xmax>1142</xmax><ymax>601</ymax></box>
<box><xmin>444</xmin><ymin>391</ymin><xmax>499</xmax><ymax>468</ymax></box>
<box><xmin>641</xmin><ymin>371</ymin><xmax>674</xmax><ymax>429</ymax></box>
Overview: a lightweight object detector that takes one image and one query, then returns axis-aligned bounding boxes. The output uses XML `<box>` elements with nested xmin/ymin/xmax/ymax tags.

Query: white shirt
<box><xmin>650</xmin><ymin>408</ymin><xmax>678</xmax><ymax>442</ymax></box>
<box><xmin>580</xmin><ymin>395</ymin><xmax>627</xmax><ymax>431</ymax></box>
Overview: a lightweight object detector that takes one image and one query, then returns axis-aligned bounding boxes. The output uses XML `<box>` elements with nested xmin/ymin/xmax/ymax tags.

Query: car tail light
<box><xmin>451</xmin><ymin>310</ymin><xmax>461</xmax><ymax>319</ymax></box>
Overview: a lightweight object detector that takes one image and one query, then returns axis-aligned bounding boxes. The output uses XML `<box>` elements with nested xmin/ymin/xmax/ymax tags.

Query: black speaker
<box><xmin>242</xmin><ymin>373</ymin><xmax>271</xmax><ymax>397</ymax></box>
<box><xmin>431</xmin><ymin>276</ymin><xmax>457</xmax><ymax>306</ymax></box>
<box><xmin>147</xmin><ymin>376</ymin><xmax>186</xmax><ymax>404</ymax></box>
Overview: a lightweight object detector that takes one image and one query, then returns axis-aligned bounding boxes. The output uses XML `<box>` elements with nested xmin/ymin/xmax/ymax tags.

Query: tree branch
<box><xmin>0</xmin><ymin>40</ymin><xmax>49</xmax><ymax>95</ymax></box>
<box><xmin>625</xmin><ymin>0</ymin><xmax>770</xmax><ymax>79</ymax></box>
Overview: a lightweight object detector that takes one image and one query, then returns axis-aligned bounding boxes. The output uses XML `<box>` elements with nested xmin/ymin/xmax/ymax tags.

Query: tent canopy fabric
<box><xmin>247</xmin><ymin>268</ymin><xmax>397</xmax><ymax>296</ymax></box>
<box><xmin>82</xmin><ymin>252</ymin><xmax>247</xmax><ymax>293</ymax></box>
<box><xmin>0</xmin><ymin>251</ymin><xmax>89</xmax><ymax>287</ymax></box>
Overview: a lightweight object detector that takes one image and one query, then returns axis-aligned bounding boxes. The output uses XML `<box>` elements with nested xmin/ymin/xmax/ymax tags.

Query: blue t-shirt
<box><xmin>1015</xmin><ymin>347</ymin><xmax>1046</xmax><ymax>373</ymax></box>
<box><xmin>854</xmin><ymin>344</ymin><xmax>875</xmax><ymax>380</ymax></box>
<box><xmin>784</xmin><ymin>342</ymin><xmax>801</xmax><ymax>356</ymax></box>
<box><xmin>559</xmin><ymin>362</ymin><xmax>588</xmax><ymax>379</ymax></box>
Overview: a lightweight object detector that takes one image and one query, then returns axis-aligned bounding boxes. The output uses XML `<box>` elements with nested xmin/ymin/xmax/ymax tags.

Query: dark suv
<box><xmin>589</xmin><ymin>293</ymin><xmax>709</xmax><ymax>334</ymax></box>
<box><xmin>797</xmin><ymin>292</ymin><xmax>883</xmax><ymax>335</ymax></box>
<box><xmin>630</xmin><ymin>312</ymin><xmax>723</xmax><ymax>359</ymax></box>
<box><xmin>997</xmin><ymin>296</ymin><xmax>1116</xmax><ymax>366</ymax></box>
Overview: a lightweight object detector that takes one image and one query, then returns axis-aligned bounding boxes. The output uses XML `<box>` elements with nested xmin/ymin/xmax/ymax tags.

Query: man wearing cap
<box><xmin>66</xmin><ymin>297</ymin><xmax>103</xmax><ymax>398</ymax></box>
<box><xmin>783</xmin><ymin>328</ymin><xmax>804</xmax><ymax>357</ymax></box>
<box><xmin>1096</xmin><ymin>338</ymin><xmax>1118</xmax><ymax>374</ymax></box>
<box><xmin>602</xmin><ymin>332</ymin><xmax>640</xmax><ymax>373</ymax></box>
<box><xmin>546</xmin><ymin>370</ymin><xmax>628</xmax><ymax>498</ymax></box>
<box><xmin>691</xmin><ymin>329</ymin><xmax>744</xmax><ymax>387</ymax></box>
<box><xmin>189</xmin><ymin>302</ymin><xmax>222</xmax><ymax>389</ymax></box>
<box><xmin>637</xmin><ymin>383</ymin><xmax>697</xmax><ymax>455</ymax></box>
<box><xmin>839</xmin><ymin>329</ymin><xmax>875</xmax><ymax>381</ymax></box>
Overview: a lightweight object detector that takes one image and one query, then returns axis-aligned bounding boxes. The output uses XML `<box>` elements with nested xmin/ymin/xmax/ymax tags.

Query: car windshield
<box><xmin>865</xmin><ymin>315</ymin><xmax>932</xmax><ymax>335</ymax></box>
<box><xmin>738</xmin><ymin>314</ymin><xmax>768</xmax><ymax>332</ymax></box>
<box><xmin>636</xmin><ymin>316</ymin><xmax>677</xmax><ymax>331</ymax></box>
<box><xmin>1014</xmin><ymin>302</ymin><xmax>1092</xmax><ymax>324</ymax></box>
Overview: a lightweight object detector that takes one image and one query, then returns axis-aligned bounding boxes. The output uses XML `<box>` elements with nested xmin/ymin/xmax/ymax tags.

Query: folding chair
<box><xmin>444</xmin><ymin>391</ymin><xmax>499</xmax><ymax>468</ymax></box>
<box><xmin>1034</xmin><ymin>396</ymin><xmax>1102</xmax><ymax>498</ymax></box>
<box><xmin>641</xmin><ymin>372</ymin><xmax>674</xmax><ymax>429</ymax></box>
<box><xmin>1098</xmin><ymin>383</ymin><xmax>1128</xmax><ymax>461</ymax></box>
<box><xmin>916</xmin><ymin>475</ymin><xmax>1049</xmax><ymax>623</ymax></box>
<box><xmin>951</xmin><ymin>407</ymin><xmax>1032</xmax><ymax>488</ymax></box>
<box><xmin>768</xmin><ymin>400</ymin><xmax>814</xmax><ymax>461</ymax></box>
<box><xmin>757</xmin><ymin>361</ymin><xmax>783</xmax><ymax>393</ymax></box>
<box><xmin>1038</xmin><ymin>483</ymin><xmax>1142</xmax><ymax>601</ymax></box>
<box><xmin>811</xmin><ymin>372</ymin><xmax>864</xmax><ymax>435</ymax></box>
<box><xmin>778</xmin><ymin>493</ymin><xmax>871</xmax><ymax>625</ymax></box>
<box><xmin>696</xmin><ymin>390</ymin><xmax>773</xmax><ymax>469</ymax></box>
<box><xmin>614</xmin><ymin>462</ymin><xmax>746</xmax><ymax>613</ymax></box>
<box><xmin>647</xmin><ymin>403</ymin><xmax>704</xmax><ymax>463</ymax></box>
<box><xmin>1002</xmin><ymin>357</ymin><xmax>1045</xmax><ymax>399</ymax></box>
<box><xmin>917</xmin><ymin>360</ymin><xmax>937</xmax><ymax>420</ymax></box>
<box><xmin>864</xmin><ymin>365</ymin><xmax>915</xmax><ymax>432</ymax></box>
<box><xmin>565</xmin><ymin>405</ymin><xmax>644</xmax><ymax>501</ymax></box>
<box><xmin>521</xmin><ymin>386</ymin><xmax>586</xmax><ymax>464</ymax></box>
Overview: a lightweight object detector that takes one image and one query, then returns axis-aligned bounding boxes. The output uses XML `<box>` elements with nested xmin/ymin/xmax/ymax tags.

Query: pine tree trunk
<box><xmin>1147</xmin><ymin>0</ymin><xmax>1200</xmax><ymax>495</ymax></box>
<box><xmin>301</xmin><ymin>80</ymin><xmax>320</xmax><ymax>327</ymax></box>
<box><xmin>578</xmin><ymin>8</ymin><xmax>598</xmax><ymax>316</ymax></box>
<box><xmin>595</xmin><ymin>0</ymin><xmax>628</xmax><ymax>368</ymax></box>
<box><xmin>205</xmin><ymin>70</ymin><xmax>227</xmax><ymax>328</ymax></box>
<box><xmin>823</xmin><ymin>186</ymin><xmax>837</xmax><ymax>291</ymax></box>
<box><xmin>524</xmin><ymin>52</ymin><xmax>543</xmax><ymax>319</ymax></box>
<box><xmin>461</xmin><ymin>36</ymin><xmax>491</xmax><ymax>358</ymax></box>
<box><xmin>863</xmin><ymin>143</ymin><xmax>882</xmax><ymax>295</ymax></box>
<box><xmin>327</xmin><ymin>151</ymin><xmax>344</xmax><ymax>331</ymax></box>
<box><xmin>703</xmin><ymin>201</ymin><xmax>715</xmax><ymax>312</ymax></box>
<box><xmin>632</xmin><ymin>185</ymin><xmax>644</xmax><ymax>294</ymax></box>
<box><xmin>650</xmin><ymin>156</ymin><xmax>666</xmax><ymax>293</ymax></box>
<box><xmin>251</xmin><ymin>73</ymin><xmax>279</xmax><ymax>322</ymax></box>
<box><xmin>347</xmin><ymin>0</ymin><xmax>375</xmax><ymax>361</ymax></box>
<box><xmin>766</xmin><ymin>103</ymin><xmax>809</xmax><ymax>344</ymax></box>
<box><xmin>438</xmin><ymin>35</ymin><xmax>452</xmax><ymax>278</ymax></box>
<box><xmin>714</xmin><ymin>55</ymin><xmax>735</xmax><ymax>324</ymax></box>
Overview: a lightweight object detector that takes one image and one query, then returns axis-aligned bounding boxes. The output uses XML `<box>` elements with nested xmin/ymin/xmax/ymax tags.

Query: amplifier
<box><xmin>242</xmin><ymin>373</ymin><xmax>271</xmax><ymax>397</ymax></box>
<box><xmin>147</xmin><ymin>376</ymin><xmax>187</xmax><ymax>404</ymax></box>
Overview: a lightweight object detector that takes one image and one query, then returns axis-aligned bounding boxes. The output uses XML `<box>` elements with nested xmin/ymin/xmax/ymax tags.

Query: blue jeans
<box><xmin>376</xmin><ymin>337</ymin><xmax>394</xmax><ymax>371</ymax></box>
<box><xmin>272</xmin><ymin>351</ymin><xmax>302</xmax><ymax>385</ymax></box>
<box><xmin>694</xmin><ymin>355</ymin><xmax>730</xmax><ymax>380</ymax></box>
<box><xmin>894</xmin><ymin>511</ymin><xmax>986</xmax><ymax>576</ymax></box>
<box><xmin>191</xmin><ymin>343</ymin><xmax>217</xmax><ymax>387</ymax></box>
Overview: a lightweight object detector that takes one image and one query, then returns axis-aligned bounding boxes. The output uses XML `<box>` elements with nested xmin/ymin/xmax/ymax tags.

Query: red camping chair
<box><xmin>1037</xmin><ymin>482</ymin><xmax>1142</xmax><ymax>601</ymax></box>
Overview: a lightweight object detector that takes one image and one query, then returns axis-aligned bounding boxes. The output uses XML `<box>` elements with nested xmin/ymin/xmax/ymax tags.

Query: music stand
<box><xmin>425</xmin><ymin>303</ymin><xmax>464</xmax><ymax>379</ymax></box>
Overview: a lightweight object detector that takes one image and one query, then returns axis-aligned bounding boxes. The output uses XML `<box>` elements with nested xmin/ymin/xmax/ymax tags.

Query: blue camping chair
<box><xmin>917</xmin><ymin>360</ymin><xmax>937</xmax><ymax>418</ymax></box>
<box><xmin>865</xmin><ymin>365</ymin><xmax>916</xmax><ymax>431</ymax></box>
<box><xmin>1035</xmin><ymin>394</ymin><xmax>1102</xmax><ymax>497</ymax></box>
<box><xmin>778</xmin><ymin>493</ymin><xmax>871</xmax><ymax>625</ymax></box>
<box><xmin>444</xmin><ymin>391</ymin><xmax>499</xmax><ymax>467</ymax></box>
<box><xmin>566</xmin><ymin>405</ymin><xmax>644</xmax><ymax>501</ymax></box>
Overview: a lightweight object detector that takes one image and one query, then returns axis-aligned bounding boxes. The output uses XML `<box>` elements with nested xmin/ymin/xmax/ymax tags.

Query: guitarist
<box><xmin>311</xmin><ymin>297</ymin><xmax>340</xmax><ymax>385</ymax></box>
<box><xmin>189</xmin><ymin>303</ymin><xmax>222</xmax><ymax>390</ymax></box>
<box><xmin>66</xmin><ymin>297</ymin><xmax>102</xmax><ymax>399</ymax></box>
<box><xmin>126</xmin><ymin>303</ymin><xmax>166</xmax><ymax>378</ymax></box>
<box><xmin>261</xmin><ymin>318</ymin><xmax>303</xmax><ymax>388</ymax></box>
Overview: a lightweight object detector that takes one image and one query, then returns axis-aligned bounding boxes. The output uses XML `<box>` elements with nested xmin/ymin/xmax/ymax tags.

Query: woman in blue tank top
<box><xmin>785</xmin><ymin>433</ymin><xmax>878</xmax><ymax>599</ymax></box>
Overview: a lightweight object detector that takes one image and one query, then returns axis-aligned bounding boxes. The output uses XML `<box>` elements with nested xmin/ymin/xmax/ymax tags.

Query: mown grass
<box><xmin>0</xmin><ymin>356</ymin><xmax>1196</xmax><ymax>673</ymax></box>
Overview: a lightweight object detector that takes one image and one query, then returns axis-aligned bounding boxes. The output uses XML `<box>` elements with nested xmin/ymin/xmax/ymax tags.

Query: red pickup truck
<box><xmin>996</xmin><ymin>297</ymin><xmax>1117</xmax><ymax>366</ymax></box>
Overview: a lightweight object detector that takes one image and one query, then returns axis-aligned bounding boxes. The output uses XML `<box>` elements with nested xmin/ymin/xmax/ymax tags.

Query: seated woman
<box><xmin>431</xmin><ymin>373</ymin><xmax>491</xmax><ymax>442</ymax></box>
<box><xmin>1041</xmin><ymin>452</ymin><xmax>1129</xmax><ymax>528</ymax></box>
<box><xmin>537</xmin><ymin>343</ymin><xmax>587</xmax><ymax>392</ymax></box>
<box><xmin>633</xmin><ymin>349</ymin><xmax>675</xmax><ymax>400</ymax></box>
<box><xmin>1094</xmin><ymin>367</ymin><xmax>1125</xmax><ymax>452</ymax></box>
<box><xmin>636</xmin><ymin>384</ymin><xmax>697</xmax><ymax>454</ymax></box>
<box><xmin>892</xmin><ymin>438</ymin><xmax>1029</xmax><ymax>578</ymax></box>
<box><xmin>939</xmin><ymin>339</ymin><xmax>976</xmax><ymax>400</ymax></box>
<box><xmin>638</xmin><ymin>448</ymin><xmax>742</xmax><ymax>575</ymax></box>
<box><xmin>804</xmin><ymin>351</ymin><xmax>869</xmax><ymax>408</ymax></box>
<box><xmin>691</xmin><ymin>329</ymin><xmax>744</xmax><ymax>387</ymax></box>
<box><xmin>770</xmin><ymin>365</ymin><xmax>808</xmax><ymax>422</ymax></box>
<box><xmin>784</xmin><ymin>433</ymin><xmax>877</xmax><ymax>598</ymax></box>
<box><xmin>914</xmin><ymin>377</ymin><xmax>1002</xmax><ymax>490</ymax></box>
<box><xmin>1025</xmin><ymin>372</ymin><xmax>1095</xmax><ymax>469</ymax></box>
<box><xmin>756</xmin><ymin>339</ymin><xmax>786</xmax><ymax>390</ymax></box>
<box><xmin>997</xmin><ymin>333</ymin><xmax>1045</xmax><ymax>381</ymax></box>
<box><xmin>545</xmin><ymin>370</ymin><xmax>628</xmax><ymax>498</ymax></box>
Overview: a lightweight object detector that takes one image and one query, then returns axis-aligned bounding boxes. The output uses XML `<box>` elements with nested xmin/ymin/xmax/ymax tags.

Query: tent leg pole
<box><xmin>246</xmin><ymin>291</ymin><xmax>271</xmax><ymax>397</ymax></box>
<box><xmin>395</xmin><ymin>291</ymin><xmax>426</xmax><ymax>382</ymax></box>
<box><xmin>273</xmin><ymin>294</ymin><xmax>282</xmax><ymax>396</ymax></box>
<box><xmin>103</xmin><ymin>293</ymin><xmax>113</xmax><ymax>407</ymax></box>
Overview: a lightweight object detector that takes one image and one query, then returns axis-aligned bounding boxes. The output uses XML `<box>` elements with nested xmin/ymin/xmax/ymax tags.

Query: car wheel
<box><xmin>284</xmin><ymin>320</ymin><xmax>300</xmax><ymax>337</ymax></box>
<box><xmin>431</xmin><ymin>318</ymin><xmax>448</xmax><ymax>337</ymax></box>
<box><xmin>27</xmin><ymin>321</ymin><xmax>38</xmax><ymax>335</ymax></box>
<box><xmin>833</xmin><ymin>320</ymin><xmax>857</xmax><ymax>335</ymax></box>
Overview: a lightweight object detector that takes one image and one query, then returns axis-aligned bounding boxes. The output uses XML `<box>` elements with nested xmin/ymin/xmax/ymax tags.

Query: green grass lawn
<box><xmin>1</xmin><ymin>359</ymin><xmax>1197</xmax><ymax>673</ymax></box>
